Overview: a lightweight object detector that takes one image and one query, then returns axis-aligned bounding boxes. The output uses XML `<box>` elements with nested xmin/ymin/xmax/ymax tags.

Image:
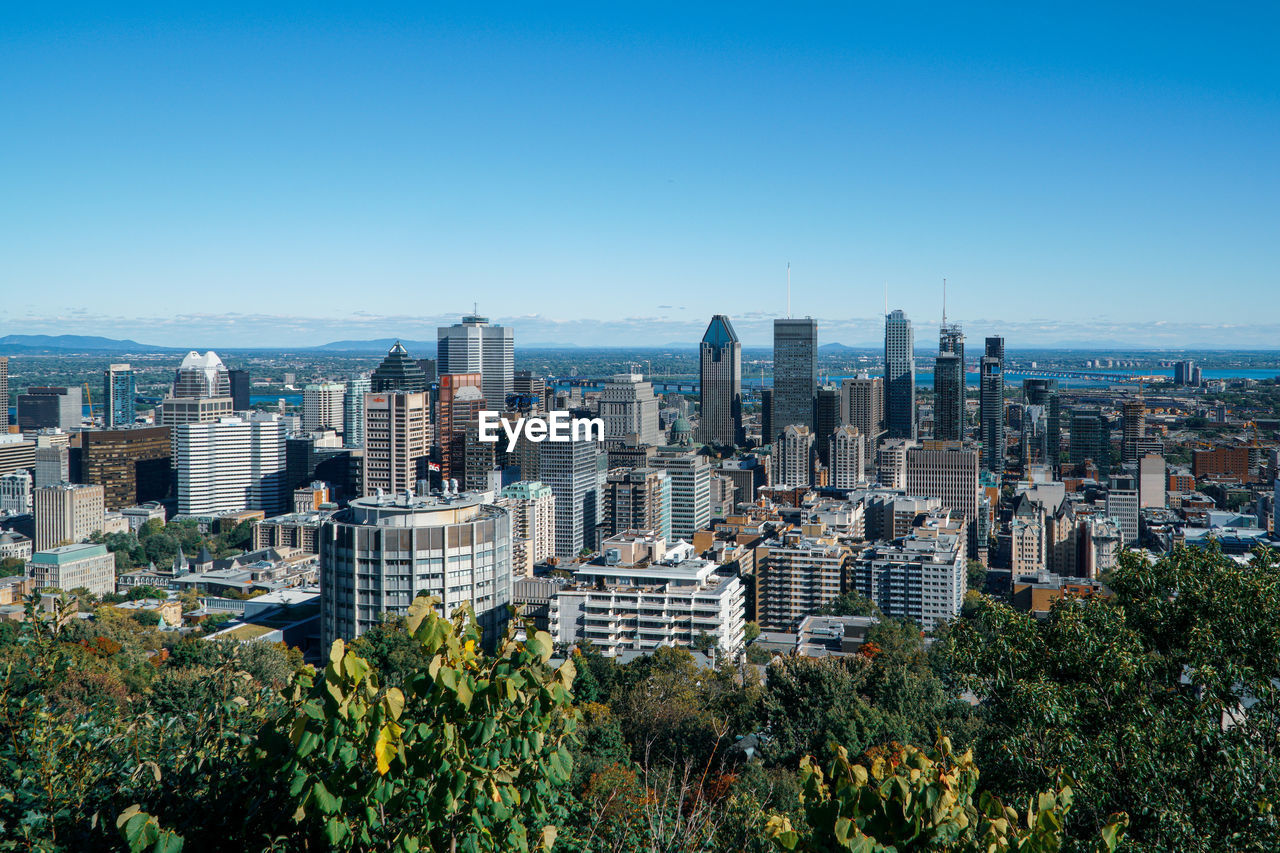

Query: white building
<box><xmin>34</xmin><ymin>483</ymin><xmax>105</xmax><ymax>551</ymax></box>
<box><xmin>1106</xmin><ymin>486</ymin><xmax>1140</xmax><ymax>546</ymax></box>
<box><xmin>0</xmin><ymin>531</ymin><xmax>32</xmax><ymax>562</ymax></box>
<box><xmin>499</xmin><ymin>480</ymin><xmax>557</xmax><ymax>578</ymax></box>
<box><xmin>777</xmin><ymin>425</ymin><xmax>814</xmax><ymax>488</ymax></box>
<box><xmin>175</xmin><ymin>415</ymin><xmax>286</xmax><ymax>516</ymax></box>
<box><xmin>28</xmin><ymin>543</ymin><xmax>116</xmax><ymax>597</ymax></box>
<box><xmin>651</xmin><ymin>447</ymin><xmax>711</xmax><ymax>543</ymax></box>
<box><xmin>548</xmin><ymin>534</ymin><xmax>745</xmax><ymax>658</ymax></box>
<box><xmin>850</xmin><ymin>510</ymin><xmax>966</xmax><ymax>630</ymax></box>
<box><xmin>877</xmin><ymin>438</ymin><xmax>915</xmax><ymax>489</ymax></box>
<box><xmin>904</xmin><ymin>441</ymin><xmax>979</xmax><ymax>530</ymax></box>
<box><xmin>829</xmin><ymin>425</ymin><xmax>865</xmax><ymax>490</ymax></box>
<box><xmin>599</xmin><ymin>373</ymin><xmax>662</xmax><ymax>446</ymax></box>
<box><xmin>437</xmin><ymin>314</ymin><xmax>514</xmax><ymax>410</ymax></box>
<box><xmin>0</xmin><ymin>470</ymin><xmax>33</xmax><ymax>514</ymax></box>
<box><xmin>1139</xmin><ymin>454</ymin><xmax>1166</xmax><ymax>509</ymax></box>
<box><xmin>303</xmin><ymin>383</ymin><xmax>346</xmax><ymax>433</ymax></box>
<box><xmin>121</xmin><ymin>502</ymin><xmax>167</xmax><ymax>532</ymax></box>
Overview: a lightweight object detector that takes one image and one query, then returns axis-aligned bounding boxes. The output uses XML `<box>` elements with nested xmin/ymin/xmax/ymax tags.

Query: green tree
<box><xmin>743</xmin><ymin>621</ymin><xmax>762</xmax><ymax>644</ymax></box>
<box><xmin>819</xmin><ymin>590</ymin><xmax>880</xmax><ymax>618</ymax></box>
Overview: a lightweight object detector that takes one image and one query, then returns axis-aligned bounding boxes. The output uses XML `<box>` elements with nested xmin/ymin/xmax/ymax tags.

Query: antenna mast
<box><xmin>786</xmin><ymin>262</ymin><xmax>791</xmax><ymax>318</ymax></box>
<box><xmin>942</xmin><ymin>278</ymin><xmax>947</xmax><ymax>325</ymax></box>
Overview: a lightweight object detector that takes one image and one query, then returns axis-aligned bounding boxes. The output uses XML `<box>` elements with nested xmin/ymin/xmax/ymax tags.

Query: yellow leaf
<box><xmin>375</xmin><ymin>722</ymin><xmax>402</xmax><ymax>775</ymax></box>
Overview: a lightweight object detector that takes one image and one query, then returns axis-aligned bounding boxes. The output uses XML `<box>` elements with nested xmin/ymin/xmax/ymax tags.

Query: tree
<box><xmin>1</xmin><ymin>556</ymin><xmax>26</xmax><ymax>573</ymax></box>
<box><xmin>819</xmin><ymin>590</ymin><xmax>880</xmax><ymax>618</ymax></box>
<box><xmin>273</xmin><ymin>595</ymin><xmax>579</xmax><ymax>852</ymax></box>
<box><xmin>764</xmin><ymin>737</ymin><xmax>1127</xmax><ymax>852</ymax></box>
<box><xmin>743</xmin><ymin>621</ymin><xmax>762</xmax><ymax>644</ymax></box>
<box><xmin>965</xmin><ymin>559</ymin><xmax>987</xmax><ymax>592</ymax></box>
<box><xmin>943</xmin><ymin>545</ymin><xmax>1280</xmax><ymax>850</ymax></box>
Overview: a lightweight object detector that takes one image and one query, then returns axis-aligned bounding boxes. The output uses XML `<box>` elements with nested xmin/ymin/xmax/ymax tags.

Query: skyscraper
<box><xmin>362</xmin><ymin>391</ymin><xmax>432</xmax><ymax>496</ymax></box>
<box><xmin>651</xmin><ymin>446</ymin><xmax>711</xmax><ymax>543</ymax></box>
<box><xmin>437</xmin><ymin>314</ymin><xmax>514</xmax><ymax>408</ymax></box>
<box><xmin>698</xmin><ymin>314</ymin><xmax>742</xmax><ymax>446</ymax></box>
<box><xmin>17</xmin><ymin>386</ymin><xmax>83</xmax><ymax>431</ymax></box>
<box><xmin>814</xmin><ymin>386</ymin><xmax>841</xmax><ymax>467</ymax></box>
<box><xmin>344</xmin><ymin>375</ymin><xmax>372</xmax><ymax>448</ymax></box>
<box><xmin>103</xmin><ymin>363</ymin><xmax>136</xmax><ymax>429</ymax></box>
<box><xmin>1023</xmin><ymin>378</ymin><xmax>1061</xmax><ymax>469</ymax></box>
<box><xmin>174</xmin><ymin>414</ymin><xmax>286</xmax><ymax>516</ymax></box>
<box><xmin>303</xmin><ymin>383</ymin><xmax>347</xmax><ymax>433</ymax></box>
<box><xmin>979</xmin><ymin>337</ymin><xmax>1005</xmax><ymax>474</ymax></box>
<box><xmin>776</xmin><ymin>424</ymin><xmax>815</xmax><ymax>488</ymax></box>
<box><xmin>604</xmin><ymin>467</ymin><xmax>672</xmax><ymax>541</ymax></box>
<box><xmin>934</xmin><ymin>321</ymin><xmax>965</xmax><ymax>442</ymax></box>
<box><xmin>828</xmin><ymin>425</ymin><xmax>864</xmax><ymax>490</ymax></box>
<box><xmin>228</xmin><ymin>369</ymin><xmax>251</xmax><ymax>410</ymax></box>
<box><xmin>34</xmin><ymin>483</ymin><xmax>105</xmax><ymax>551</ymax></box>
<box><xmin>540</xmin><ymin>435</ymin><xmax>604</xmax><ymax>558</ymax></box>
<box><xmin>771</xmin><ymin>318</ymin><xmax>817</xmax><ymax>439</ymax></box>
<box><xmin>172</xmin><ymin>351</ymin><xmax>230</xmax><ymax>398</ymax></box>
<box><xmin>884</xmin><ymin>310</ymin><xmax>916</xmax><ymax>440</ymax></box>
<box><xmin>841</xmin><ymin>375</ymin><xmax>884</xmax><ymax>449</ymax></box>
<box><xmin>599</xmin><ymin>373</ymin><xmax>661</xmax><ymax>446</ymax></box>
<box><xmin>1121</xmin><ymin>399</ymin><xmax>1146</xmax><ymax>464</ymax></box>
<box><xmin>370</xmin><ymin>342</ymin><xmax>429</xmax><ymax>394</ymax></box>
<box><xmin>437</xmin><ymin>373</ymin><xmax>484</xmax><ymax>481</ymax></box>
<box><xmin>1070</xmin><ymin>408</ymin><xmax>1109</xmax><ymax>478</ymax></box>
<box><xmin>80</xmin><ymin>426</ymin><xmax>172</xmax><ymax>509</ymax></box>
<box><xmin>0</xmin><ymin>356</ymin><xmax>8</xmax><ymax>430</ymax></box>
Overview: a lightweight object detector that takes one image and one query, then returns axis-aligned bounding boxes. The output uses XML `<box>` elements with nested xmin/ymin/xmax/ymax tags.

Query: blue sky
<box><xmin>2</xmin><ymin>3</ymin><xmax>1277</xmax><ymax>348</ymax></box>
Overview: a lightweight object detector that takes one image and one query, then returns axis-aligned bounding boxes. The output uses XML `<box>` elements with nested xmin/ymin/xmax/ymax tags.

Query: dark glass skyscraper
<box><xmin>698</xmin><ymin>314</ymin><xmax>742</xmax><ymax>446</ymax></box>
<box><xmin>771</xmin><ymin>318</ymin><xmax>817</xmax><ymax>440</ymax></box>
<box><xmin>814</xmin><ymin>385</ymin><xmax>841</xmax><ymax>466</ymax></box>
<box><xmin>934</xmin><ymin>319</ymin><xmax>965</xmax><ymax>443</ymax></box>
<box><xmin>884</xmin><ymin>310</ymin><xmax>915</xmax><ymax>440</ymax></box>
<box><xmin>1023</xmin><ymin>378</ymin><xmax>1061</xmax><ymax>470</ymax></box>
<box><xmin>979</xmin><ymin>336</ymin><xmax>1005</xmax><ymax>474</ymax></box>
<box><xmin>370</xmin><ymin>342</ymin><xmax>430</xmax><ymax>393</ymax></box>
<box><xmin>103</xmin><ymin>363</ymin><xmax>136</xmax><ymax>429</ymax></box>
<box><xmin>228</xmin><ymin>369</ymin><xmax>251</xmax><ymax>410</ymax></box>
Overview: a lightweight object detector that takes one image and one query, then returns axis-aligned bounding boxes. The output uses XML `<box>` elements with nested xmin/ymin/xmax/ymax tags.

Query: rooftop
<box><xmin>32</xmin><ymin>543</ymin><xmax>109</xmax><ymax>564</ymax></box>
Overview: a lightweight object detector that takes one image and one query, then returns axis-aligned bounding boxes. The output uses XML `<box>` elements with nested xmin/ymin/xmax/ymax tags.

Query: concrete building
<box><xmin>1023</xmin><ymin>379</ymin><xmax>1061</xmax><ymax>470</ymax></box>
<box><xmin>0</xmin><ymin>531</ymin><xmax>32</xmax><ymax>562</ymax></box>
<box><xmin>756</xmin><ymin>531</ymin><xmax>850</xmax><ymax>630</ymax></box>
<box><xmin>157</xmin><ymin>396</ymin><xmax>235</xmax><ymax>428</ymax></box>
<box><xmin>0</xmin><ymin>471</ymin><xmax>33</xmax><ymax>514</ymax></box>
<box><xmin>0</xmin><ymin>435</ymin><xmax>36</xmax><ymax>477</ymax></box>
<box><xmin>1121</xmin><ymin>399</ymin><xmax>1146</xmax><ymax>464</ymax></box>
<box><xmin>829</xmin><ymin>425</ymin><xmax>865</xmax><ymax>490</ymax></box>
<box><xmin>851</xmin><ymin>510</ymin><xmax>966</xmax><ymax>630</ymax></box>
<box><xmin>884</xmin><ymin>310</ymin><xmax>916</xmax><ymax>440</ymax></box>
<box><xmin>173</xmin><ymin>351</ymin><xmax>230</xmax><ymax>398</ymax></box>
<box><xmin>771</xmin><ymin>318</ymin><xmax>818</xmax><ymax>438</ymax></box>
<box><xmin>79</xmin><ymin>426</ymin><xmax>172</xmax><ymax>509</ymax></box>
<box><xmin>1139</xmin><ymin>454</ymin><xmax>1167</xmax><ymax>509</ymax></box>
<box><xmin>935</xmin><ymin>321</ymin><xmax>965</xmax><ymax>443</ymax></box>
<box><xmin>979</xmin><ymin>337</ymin><xmax>1005</xmax><ymax>474</ymax></box>
<box><xmin>651</xmin><ymin>446</ymin><xmax>711</xmax><ymax>543</ymax></box>
<box><xmin>361</xmin><ymin>391</ymin><xmax>431</xmax><ymax>497</ymax></box>
<box><xmin>17</xmin><ymin>386</ymin><xmax>82</xmax><ymax>431</ymax></box>
<box><xmin>319</xmin><ymin>492</ymin><xmax>513</xmax><ymax>647</ymax></box>
<box><xmin>1106</xmin><ymin>476</ymin><xmax>1140</xmax><ymax>546</ymax></box>
<box><xmin>303</xmin><ymin>383</ymin><xmax>346</xmax><ymax>433</ymax></box>
<box><xmin>34</xmin><ymin>483</ymin><xmax>105</xmax><ymax>551</ymax></box>
<box><xmin>437</xmin><ymin>314</ymin><xmax>514</xmax><ymax>408</ymax></box>
<box><xmin>540</xmin><ymin>435</ymin><xmax>605</xmax><ymax>558</ymax></box>
<box><xmin>120</xmin><ymin>502</ymin><xmax>166</xmax><ymax>532</ymax></box>
<box><xmin>436</xmin><ymin>372</ymin><xmax>484</xmax><ymax>481</ymax></box>
<box><xmin>343</xmin><ymin>375</ymin><xmax>372</xmax><ymax>448</ymax></box>
<box><xmin>905</xmin><ymin>441</ymin><xmax>980</xmax><ymax>534</ymax></box>
<box><xmin>603</xmin><ymin>467</ymin><xmax>671</xmax><ymax>541</ymax></box>
<box><xmin>498</xmin><ymin>481</ymin><xmax>556</xmax><ymax>577</ymax></box>
<box><xmin>600</xmin><ymin>373</ymin><xmax>661</xmax><ymax>446</ymax></box>
<box><xmin>33</xmin><ymin>445</ymin><xmax>69</xmax><ymax>488</ymax></box>
<box><xmin>252</xmin><ymin>509</ymin><xmax>332</xmax><ymax>554</ymax></box>
<box><xmin>549</xmin><ymin>534</ymin><xmax>745</xmax><ymax>657</ymax></box>
<box><xmin>877</xmin><ymin>438</ymin><xmax>916</xmax><ymax>490</ymax></box>
<box><xmin>0</xmin><ymin>356</ymin><xmax>6</xmax><ymax>430</ymax></box>
<box><xmin>175</xmin><ymin>415</ymin><xmax>287</xmax><ymax>516</ymax></box>
<box><xmin>103</xmin><ymin>364</ymin><xmax>136</xmax><ymax>429</ymax></box>
<box><xmin>776</xmin><ymin>424</ymin><xmax>815</xmax><ymax>488</ymax></box>
<box><xmin>814</xmin><ymin>386</ymin><xmax>841</xmax><ymax>468</ymax></box>
<box><xmin>698</xmin><ymin>314</ymin><xmax>742</xmax><ymax>446</ymax></box>
<box><xmin>28</xmin><ymin>543</ymin><xmax>116</xmax><ymax>596</ymax></box>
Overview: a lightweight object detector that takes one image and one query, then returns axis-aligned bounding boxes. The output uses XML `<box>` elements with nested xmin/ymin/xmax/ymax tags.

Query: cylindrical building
<box><xmin>319</xmin><ymin>492</ymin><xmax>512</xmax><ymax>648</ymax></box>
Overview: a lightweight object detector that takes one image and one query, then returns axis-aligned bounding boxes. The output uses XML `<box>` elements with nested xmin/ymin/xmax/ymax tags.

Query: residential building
<box><xmin>776</xmin><ymin>424</ymin><xmax>815</xmax><ymax>488</ymax></box>
<box><xmin>651</xmin><ymin>446</ymin><xmax>712</xmax><ymax>543</ymax></box>
<box><xmin>361</xmin><ymin>391</ymin><xmax>431</xmax><ymax>497</ymax></box>
<box><xmin>1069</xmin><ymin>408</ymin><xmax>1109</xmax><ymax>478</ymax></box>
<box><xmin>253</xmin><ymin>509</ymin><xmax>333</xmax><ymax>554</ymax></box>
<box><xmin>935</xmin><ymin>320</ymin><xmax>965</xmax><ymax>442</ymax></box>
<box><xmin>1</xmin><ymin>470</ymin><xmax>33</xmax><ymax>514</ymax></box>
<box><xmin>771</xmin><ymin>318</ymin><xmax>817</xmax><ymax>438</ymax></box>
<box><xmin>436</xmin><ymin>372</ymin><xmax>483</xmax><ymax>481</ymax></box>
<box><xmin>343</xmin><ymin>375</ymin><xmax>372</xmax><ymax>448</ymax></box>
<box><xmin>27</xmin><ymin>543</ymin><xmax>116</xmax><ymax>596</ymax></box>
<box><xmin>756</xmin><ymin>531</ymin><xmax>850</xmax><ymax>630</ymax></box>
<box><xmin>697</xmin><ymin>314</ymin><xmax>742</xmax><ymax>446</ymax></box>
<box><xmin>1121</xmin><ymin>399</ymin><xmax>1146</xmax><ymax>464</ymax></box>
<box><xmin>33</xmin><ymin>445</ymin><xmax>69</xmax><ymax>488</ymax></box>
<box><xmin>437</xmin><ymin>314</ymin><xmax>514</xmax><ymax>408</ymax></box>
<box><xmin>103</xmin><ymin>364</ymin><xmax>136</xmax><ymax>428</ymax></box>
<box><xmin>884</xmin><ymin>309</ymin><xmax>916</xmax><ymax>440</ymax></box>
<box><xmin>34</xmin><ymin>483</ymin><xmax>105</xmax><ymax>551</ymax></box>
<box><xmin>548</xmin><ymin>534</ymin><xmax>745</xmax><ymax>657</ymax></box>
<box><xmin>876</xmin><ymin>438</ymin><xmax>915</xmax><ymax>489</ymax></box>
<box><xmin>851</xmin><ymin>509</ymin><xmax>966</xmax><ymax>630</ymax></box>
<box><xmin>600</xmin><ymin>373</ymin><xmax>661</xmax><ymax>446</ymax></box>
<box><xmin>499</xmin><ymin>481</ymin><xmax>556</xmax><ymax>577</ymax></box>
<box><xmin>841</xmin><ymin>375</ymin><xmax>885</xmax><ymax>450</ymax></box>
<box><xmin>603</xmin><ymin>467</ymin><xmax>671</xmax><ymax>541</ymax></box>
<box><xmin>303</xmin><ymin>383</ymin><xmax>346</xmax><ymax>433</ymax></box>
<box><xmin>175</xmin><ymin>415</ymin><xmax>287</xmax><ymax>516</ymax></box>
<box><xmin>904</xmin><ymin>441</ymin><xmax>980</xmax><ymax>533</ymax></box>
<box><xmin>829</xmin><ymin>425</ymin><xmax>865</xmax><ymax>490</ymax></box>
<box><xmin>979</xmin><ymin>337</ymin><xmax>1004</xmax><ymax>473</ymax></box>
<box><xmin>79</xmin><ymin>426</ymin><xmax>171</xmax><ymax>509</ymax></box>
<box><xmin>318</xmin><ymin>491</ymin><xmax>513</xmax><ymax>647</ymax></box>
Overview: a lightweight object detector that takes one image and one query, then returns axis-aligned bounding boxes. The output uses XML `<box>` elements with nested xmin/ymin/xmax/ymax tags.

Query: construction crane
<box><xmin>82</xmin><ymin>382</ymin><xmax>94</xmax><ymax>422</ymax></box>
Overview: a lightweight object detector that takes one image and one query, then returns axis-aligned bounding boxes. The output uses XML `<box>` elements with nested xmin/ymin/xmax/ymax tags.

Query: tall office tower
<box><xmin>103</xmin><ymin>364</ymin><xmax>136</xmax><ymax>429</ymax></box>
<box><xmin>1121</xmin><ymin>399</ymin><xmax>1146</xmax><ymax>464</ymax></box>
<box><xmin>80</xmin><ymin>426</ymin><xmax>172</xmax><ymax>509</ymax></box>
<box><xmin>760</xmin><ymin>389</ymin><xmax>773</xmax><ymax>446</ymax></box>
<box><xmin>34</xmin><ymin>482</ymin><xmax>105</xmax><ymax>551</ymax></box>
<box><xmin>933</xmin><ymin>353</ymin><xmax>964</xmax><ymax>442</ymax></box>
<box><xmin>651</xmin><ymin>446</ymin><xmax>712</xmax><ymax>543</ymax></box>
<box><xmin>841</xmin><ymin>375</ymin><xmax>885</xmax><ymax>450</ymax></box>
<box><xmin>771</xmin><ymin>318</ymin><xmax>818</xmax><ymax>439</ymax></box>
<box><xmin>33</xmin><ymin>445</ymin><xmax>69</xmax><ymax>488</ymax></box>
<box><xmin>540</xmin><ymin>435</ymin><xmax>604</xmax><ymax>558</ymax></box>
<box><xmin>512</xmin><ymin>372</ymin><xmax>547</xmax><ymax>415</ymax></box>
<box><xmin>814</xmin><ymin>386</ymin><xmax>841</xmax><ymax>466</ymax></box>
<box><xmin>499</xmin><ymin>481</ymin><xmax>556</xmax><ymax>577</ymax></box>
<box><xmin>876</xmin><ymin>438</ymin><xmax>915</xmax><ymax>489</ymax></box>
<box><xmin>437</xmin><ymin>315</ymin><xmax>514</xmax><ymax>408</ymax></box>
<box><xmin>600</xmin><ymin>373</ymin><xmax>661</xmax><ymax>446</ymax></box>
<box><xmin>829</xmin><ymin>425</ymin><xmax>865</xmax><ymax>490</ymax></box>
<box><xmin>172</xmin><ymin>351</ymin><xmax>230</xmax><ymax>398</ymax></box>
<box><xmin>370</xmin><ymin>342</ymin><xmax>429</xmax><ymax>393</ymax></box>
<box><xmin>17</xmin><ymin>387</ymin><xmax>83</xmax><ymax>431</ymax></box>
<box><xmin>1173</xmin><ymin>360</ymin><xmax>1196</xmax><ymax>386</ymax></box>
<box><xmin>175</xmin><ymin>415</ymin><xmax>286</xmax><ymax>516</ymax></box>
<box><xmin>884</xmin><ymin>310</ymin><xmax>916</xmax><ymax>440</ymax></box>
<box><xmin>1106</xmin><ymin>475</ymin><xmax>1140</xmax><ymax>546</ymax></box>
<box><xmin>698</xmin><ymin>314</ymin><xmax>742</xmax><ymax>446</ymax></box>
<box><xmin>776</xmin><ymin>424</ymin><xmax>815</xmax><ymax>488</ymax></box>
<box><xmin>303</xmin><ymin>383</ymin><xmax>347</xmax><ymax>433</ymax></box>
<box><xmin>0</xmin><ymin>435</ymin><xmax>36</xmax><ymax>476</ymax></box>
<box><xmin>0</xmin><ymin>356</ymin><xmax>7</xmax><ymax>429</ymax></box>
<box><xmin>604</xmin><ymin>467</ymin><xmax>672</xmax><ymax>540</ymax></box>
<box><xmin>1070</xmin><ymin>408</ymin><xmax>1109</xmax><ymax>478</ymax></box>
<box><xmin>1022</xmin><ymin>378</ymin><xmax>1061</xmax><ymax>467</ymax></box>
<box><xmin>437</xmin><ymin>373</ymin><xmax>484</xmax><ymax>480</ymax></box>
<box><xmin>343</xmin><ymin>375</ymin><xmax>372</xmax><ymax>448</ymax></box>
<box><xmin>362</xmin><ymin>391</ymin><xmax>431</xmax><ymax>497</ymax></box>
<box><xmin>228</xmin><ymin>369</ymin><xmax>251</xmax><ymax>410</ymax></box>
<box><xmin>157</xmin><ymin>396</ymin><xmax>235</xmax><ymax>427</ymax></box>
<box><xmin>905</xmin><ymin>441</ymin><xmax>981</xmax><ymax>533</ymax></box>
<box><xmin>1139</xmin><ymin>454</ymin><xmax>1166</xmax><ymax>509</ymax></box>
<box><xmin>979</xmin><ymin>337</ymin><xmax>1005</xmax><ymax>474</ymax></box>
<box><xmin>319</xmin><ymin>492</ymin><xmax>513</xmax><ymax>648</ymax></box>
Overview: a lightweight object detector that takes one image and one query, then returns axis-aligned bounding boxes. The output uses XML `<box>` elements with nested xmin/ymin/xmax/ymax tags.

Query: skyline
<box><xmin>4</xmin><ymin>4</ymin><xmax>1278</xmax><ymax>346</ymax></box>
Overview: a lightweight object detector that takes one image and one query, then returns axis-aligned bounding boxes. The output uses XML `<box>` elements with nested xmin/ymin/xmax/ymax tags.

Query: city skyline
<box><xmin>4</xmin><ymin>5</ymin><xmax>1277</xmax><ymax>346</ymax></box>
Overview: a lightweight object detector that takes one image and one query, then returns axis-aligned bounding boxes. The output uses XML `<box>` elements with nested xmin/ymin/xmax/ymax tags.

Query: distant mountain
<box><xmin>819</xmin><ymin>342</ymin><xmax>873</xmax><ymax>352</ymax></box>
<box><xmin>308</xmin><ymin>338</ymin><xmax>436</xmax><ymax>353</ymax></box>
<box><xmin>0</xmin><ymin>334</ymin><xmax>176</xmax><ymax>354</ymax></box>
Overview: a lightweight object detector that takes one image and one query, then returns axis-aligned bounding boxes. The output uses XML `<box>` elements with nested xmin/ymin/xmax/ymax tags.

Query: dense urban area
<box><xmin>1</xmin><ymin>318</ymin><xmax>1279</xmax><ymax>852</ymax></box>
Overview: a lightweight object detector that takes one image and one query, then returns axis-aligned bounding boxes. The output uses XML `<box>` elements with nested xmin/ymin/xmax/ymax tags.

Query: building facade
<box><xmin>362</xmin><ymin>391</ymin><xmax>432</xmax><ymax>497</ymax></box>
<box><xmin>303</xmin><ymin>383</ymin><xmax>347</xmax><ymax>433</ymax></box>
<box><xmin>498</xmin><ymin>481</ymin><xmax>556</xmax><ymax>577</ymax></box>
<box><xmin>103</xmin><ymin>363</ymin><xmax>136</xmax><ymax>429</ymax></box>
<box><xmin>771</xmin><ymin>318</ymin><xmax>818</xmax><ymax>438</ymax></box>
<box><xmin>79</xmin><ymin>426</ymin><xmax>172</xmax><ymax>509</ymax></box>
<box><xmin>651</xmin><ymin>446</ymin><xmax>711</xmax><ymax>543</ymax></box>
<box><xmin>698</xmin><ymin>314</ymin><xmax>742</xmax><ymax>446</ymax></box>
<box><xmin>437</xmin><ymin>315</ymin><xmax>514</xmax><ymax>408</ymax></box>
<box><xmin>884</xmin><ymin>310</ymin><xmax>916</xmax><ymax>440</ymax></box>
<box><xmin>28</xmin><ymin>543</ymin><xmax>116</xmax><ymax>596</ymax></box>
<box><xmin>175</xmin><ymin>415</ymin><xmax>286</xmax><ymax>516</ymax></box>
<box><xmin>599</xmin><ymin>373</ymin><xmax>662</xmax><ymax>446</ymax></box>
<box><xmin>979</xmin><ymin>337</ymin><xmax>1004</xmax><ymax>474</ymax></box>
<box><xmin>34</xmin><ymin>483</ymin><xmax>105</xmax><ymax>551</ymax></box>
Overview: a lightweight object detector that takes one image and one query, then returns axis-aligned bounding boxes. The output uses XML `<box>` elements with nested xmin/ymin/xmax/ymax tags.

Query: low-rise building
<box><xmin>849</xmin><ymin>509</ymin><xmax>966</xmax><ymax>630</ymax></box>
<box><xmin>28</xmin><ymin>543</ymin><xmax>116</xmax><ymax>597</ymax></box>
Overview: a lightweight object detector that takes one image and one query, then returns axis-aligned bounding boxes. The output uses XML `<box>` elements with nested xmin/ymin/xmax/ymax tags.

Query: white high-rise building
<box><xmin>344</xmin><ymin>375</ymin><xmax>372</xmax><ymax>448</ymax></box>
<box><xmin>499</xmin><ymin>481</ymin><xmax>557</xmax><ymax>578</ymax></box>
<box><xmin>175</xmin><ymin>415</ymin><xmax>286</xmax><ymax>516</ymax></box>
<box><xmin>303</xmin><ymin>383</ymin><xmax>346</xmax><ymax>433</ymax></box>
<box><xmin>651</xmin><ymin>446</ymin><xmax>711</xmax><ymax>543</ymax></box>
<box><xmin>172</xmin><ymin>351</ymin><xmax>230</xmax><ymax>398</ymax></box>
<box><xmin>1106</xmin><ymin>486</ymin><xmax>1140</xmax><ymax>546</ymax></box>
<box><xmin>1139</xmin><ymin>454</ymin><xmax>1166</xmax><ymax>509</ymax></box>
<box><xmin>850</xmin><ymin>509</ymin><xmax>966</xmax><ymax>630</ymax></box>
<box><xmin>829</xmin><ymin>425</ymin><xmax>865</xmax><ymax>490</ymax></box>
<box><xmin>599</xmin><ymin>373</ymin><xmax>662</xmax><ymax>446</ymax></box>
<box><xmin>437</xmin><ymin>314</ymin><xmax>514</xmax><ymax>409</ymax></box>
<box><xmin>877</xmin><ymin>438</ymin><xmax>916</xmax><ymax>490</ymax></box>
<box><xmin>33</xmin><ymin>483</ymin><xmax>105</xmax><ymax>551</ymax></box>
<box><xmin>777</xmin><ymin>425</ymin><xmax>815</xmax><ymax>488</ymax></box>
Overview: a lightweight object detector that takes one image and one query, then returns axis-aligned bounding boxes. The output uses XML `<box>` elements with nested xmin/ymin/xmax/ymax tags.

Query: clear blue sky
<box><xmin>2</xmin><ymin>2</ymin><xmax>1277</xmax><ymax>348</ymax></box>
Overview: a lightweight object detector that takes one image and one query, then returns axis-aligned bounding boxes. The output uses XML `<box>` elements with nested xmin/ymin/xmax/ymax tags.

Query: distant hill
<box><xmin>0</xmin><ymin>334</ymin><xmax>177</xmax><ymax>354</ymax></box>
<box><xmin>819</xmin><ymin>342</ymin><xmax>874</xmax><ymax>352</ymax></box>
<box><xmin>308</xmin><ymin>338</ymin><xmax>436</xmax><ymax>353</ymax></box>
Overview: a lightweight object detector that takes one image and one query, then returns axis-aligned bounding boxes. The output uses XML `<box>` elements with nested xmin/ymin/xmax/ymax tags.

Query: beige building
<box><xmin>303</xmin><ymin>383</ymin><xmax>347</xmax><ymax>433</ymax></box>
<box><xmin>905</xmin><ymin>441</ymin><xmax>980</xmax><ymax>531</ymax></box>
<box><xmin>34</xmin><ymin>483</ymin><xmax>105</xmax><ymax>551</ymax></box>
<box><xmin>499</xmin><ymin>481</ymin><xmax>557</xmax><ymax>577</ymax></box>
<box><xmin>361</xmin><ymin>391</ymin><xmax>431</xmax><ymax>497</ymax></box>
<box><xmin>28</xmin><ymin>543</ymin><xmax>116</xmax><ymax>596</ymax></box>
<box><xmin>828</xmin><ymin>425</ymin><xmax>865</xmax><ymax>490</ymax></box>
<box><xmin>158</xmin><ymin>396</ymin><xmax>236</xmax><ymax>427</ymax></box>
<box><xmin>841</xmin><ymin>375</ymin><xmax>885</xmax><ymax>449</ymax></box>
<box><xmin>756</xmin><ymin>531</ymin><xmax>850</xmax><ymax>630</ymax></box>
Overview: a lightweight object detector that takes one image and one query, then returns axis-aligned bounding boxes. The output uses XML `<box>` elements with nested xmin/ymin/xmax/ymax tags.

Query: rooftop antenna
<box><xmin>942</xmin><ymin>278</ymin><xmax>947</xmax><ymax>325</ymax></box>
<box><xmin>884</xmin><ymin>282</ymin><xmax>888</xmax><ymax>318</ymax></box>
<box><xmin>786</xmin><ymin>262</ymin><xmax>792</xmax><ymax>318</ymax></box>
